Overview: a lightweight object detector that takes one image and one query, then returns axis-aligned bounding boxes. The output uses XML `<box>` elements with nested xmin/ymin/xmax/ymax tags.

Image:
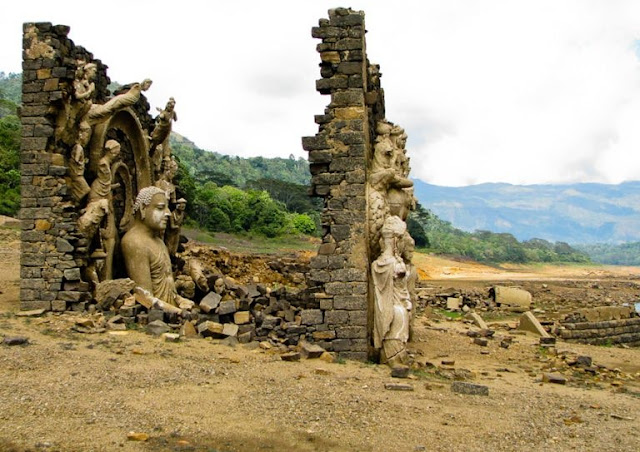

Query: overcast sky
<box><xmin>3</xmin><ymin>0</ymin><xmax>640</xmax><ymax>186</ymax></box>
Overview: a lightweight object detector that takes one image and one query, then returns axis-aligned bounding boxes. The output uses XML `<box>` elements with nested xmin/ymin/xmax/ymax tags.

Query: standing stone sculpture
<box><xmin>68</xmin><ymin>143</ymin><xmax>91</xmax><ymax>202</ymax></box>
<box><xmin>166</xmin><ymin>198</ymin><xmax>187</xmax><ymax>257</ymax></box>
<box><xmin>368</xmin><ymin>120</ymin><xmax>414</xmax><ymax>255</ymax></box>
<box><xmin>77</xmin><ymin>139</ymin><xmax>121</xmax><ymax>280</ymax></box>
<box><xmin>121</xmin><ymin>186</ymin><xmax>193</xmax><ymax>311</ymax></box>
<box><xmin>154</xmin><ymin>158</ymin><xmax>178</xmax><ymax>204</ymax></box>
<box><xmin>371</xmin><ymin>216</ymin><xmax>412</xmax><ymax>365</ymax></box>
<box><xmin>150</xmin><ymin>97</ymin><xmax>177</xmax><ymax>174</ymax></box>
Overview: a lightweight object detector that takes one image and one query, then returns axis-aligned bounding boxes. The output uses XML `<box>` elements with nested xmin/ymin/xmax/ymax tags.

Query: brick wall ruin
<box><xmin>557</xmin><ymin>306</ymin><xmax>640</xmax><ymax>346</ymax></box>
<box><xmin>302</xmin><ymin>8</ymin><xmax>370</xmax><ymax>361</ymax></box>
<box><xmin>20</xmin><ymin>12</ymin><xmax>416</xmax><ymax>363</ymax></box>
<box><xmin>303</xmin><ymin>8</ymin><xmax>416</xmax><ymax>362</ymax></box>
<box><xmin>20</xmin><ymin>23</ymin><xmax>103</xmax><ymax>311</ymax></box>
<box><xmin>19</xmin><ymin>23</ymin><xmax>157</xmax><ymax>312</ymax></box>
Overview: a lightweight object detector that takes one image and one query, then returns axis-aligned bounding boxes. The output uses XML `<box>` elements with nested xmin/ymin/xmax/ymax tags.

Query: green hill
<box><xmin>409</xmin><ymin>203</ymin><xmax>591</xmax><ymax>264</ymax></box>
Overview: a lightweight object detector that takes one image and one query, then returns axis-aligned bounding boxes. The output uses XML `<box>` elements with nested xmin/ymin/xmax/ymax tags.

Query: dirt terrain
<box><xmin>1</xmin><ymin>228</ymin><xmax>639</xmax><ymax>452</ymax></box>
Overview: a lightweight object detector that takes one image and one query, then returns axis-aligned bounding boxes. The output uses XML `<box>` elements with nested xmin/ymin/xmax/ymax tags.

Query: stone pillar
<box><xmin>302</xmin><ymin>8</ymin><xmax>370</xmax><ymax>360</ymax></box>
<box><xmin>19</xmin><ymin>23</ymin><xmax>107</xmax><ymax>311</ymax></box>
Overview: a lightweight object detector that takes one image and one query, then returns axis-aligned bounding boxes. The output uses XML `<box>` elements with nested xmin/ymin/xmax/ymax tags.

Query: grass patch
<box><xmin>434</xmin><ymin>308</ymin><xmax>463</xmax><ymax>319</ymax></box>
<box><xmin>183</xmin><ymin>227</ymin><xmax>319</xmax><ymax>255</ymax></box>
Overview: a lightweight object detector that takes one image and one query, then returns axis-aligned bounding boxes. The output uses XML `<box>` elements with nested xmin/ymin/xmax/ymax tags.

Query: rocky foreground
<box><xmin>1</xmin><ymin>230</ymin><xmax>639</xmax><ymax>451</ymax></box>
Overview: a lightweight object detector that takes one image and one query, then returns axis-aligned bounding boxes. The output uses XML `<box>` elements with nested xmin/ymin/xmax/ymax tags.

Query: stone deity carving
<box><xmin>372</xmin><ymin>215</ymin><xmax>412</xmax><ymax>365</ymax></box>
<box><xmin>150</xmin><ymin>97</ymin><xmax>177</xmax><ymax>173</ymax></box>
<box><xmin>121</xmin><ymin>186</ymin><xmax>193</xmax><ymax>311</ymax></box>
<box><xmin>368</xmin><ymin>120</ymin><xmax>414</xmax><ymax>254</ymax></box>
<box><xmin>86</xmin><ymin>78</ymin><xmax>153</xmax><ymax>124</ymax></box>
<box><xmin>165</xmin><ymin>198</ymin><xmax>187</xmax><ymax>257</ymax></box>
<box><xmin>78</xmin><ymin>139</ymin><xmax>121</xmax><ymax>280</ymax></box>
<box><xmin>68</xmin><ymin>143</ymin><xmax>91</xmax><ymax>202</ymax></box>
<box><xmin>154</xmin><ymin>158</ymin><xmax>178</xmax><ymax>204</ymax></box>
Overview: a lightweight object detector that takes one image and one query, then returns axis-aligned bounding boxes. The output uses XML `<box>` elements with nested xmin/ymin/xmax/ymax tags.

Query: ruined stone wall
<box><xmin>20</xmin><ymin>23</ymin><xmax>104</xmax><ymax>311</ymax></box>
<box><xmin>19</xmin><ymin>23</ymin><xmax>153</xmax><ymax>312</ymax></box>
<box><xmin>302</xmin><ymin>8</ymin><xmax>370</xmax><ymax>360</ymax></box>
<box><xmin>557</xmin><ymin>317</ymin><xmax>640</xmax><ymax>346</ymax></box>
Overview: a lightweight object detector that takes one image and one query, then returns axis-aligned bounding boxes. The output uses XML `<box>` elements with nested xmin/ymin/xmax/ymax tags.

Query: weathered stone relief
<box><xmin>121</xmin><ymin>186</ymin><xmax>194</xmax><ymax>314</ymax></box>
<box><xmin>150</xmin><ymin>97</ymin><xmax>177</xmax><ymax>176</ymax></box>
<box><xmin>166</xmin><ymin>198</ymin><xmax>186</xmax><ymax>257</ymax></box>
<box><xmin>372</xmin><ymin>216</ymin><xmax>412</xmax><ymax>365</ymax></box>
<box><xmin>368</xmin><ymin>120</ymin><xmax>416</xmax><ymax>364</ymax></box>
<box><xmin>21</xmin><ymin>16</ymin><xmax>416</xmax><ymax>362</ymax></box>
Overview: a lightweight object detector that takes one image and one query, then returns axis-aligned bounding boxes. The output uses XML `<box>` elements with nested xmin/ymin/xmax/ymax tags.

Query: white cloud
<box><xmin>3</xmin><ymin>0</ymin><xmax>640</xmax><ymax>186</ymax></box>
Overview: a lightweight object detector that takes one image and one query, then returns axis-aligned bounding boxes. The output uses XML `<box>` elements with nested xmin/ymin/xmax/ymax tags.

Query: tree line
<box><xmin>407</xmin><ymin>202</ymin><xmax>591</xmax><ymax>264</ymax></box>
<box><xmin>171</xmin><ymin>135</ymin><xmax>319</xmax><ymax>238</ymax></box>
<box><xmin>0</xmin><ymin>72</ymin><xmax>21</xmax><ymax>216</ymax></box>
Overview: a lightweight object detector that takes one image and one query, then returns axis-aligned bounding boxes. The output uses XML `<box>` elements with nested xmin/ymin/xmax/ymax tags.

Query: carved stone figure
<box><xmin>68</xmin><ymin>144</ymin><xmax>90</xmax><ymax>202</ymax></box>
<box><xmin>150</xmin><ymin>97</ymin><xmax>177</xmax><ymax>172</ymax></box>
<box><xmin>121</xmin><ymin>186</ymin><xmax>193</xmax><ymax>310</ymax></box>
<box><xmin>77</xmin><ymin>139</ymin><xmax>121</xmax><ymax>280</ymax></box>
<box><xmin>154</xmin><ymin>158</ymin><xmax>178</xmax><ymax>203</ymax></box>
<box><xmin>372</xmin><ymin>215</ymin><xmax>412</xmax><ymax>366</ymax></box>
<box><xmin>55</xmin><ymin>61</ymin><xmax>96</xmax><ymax>147</ymax></box>
<box><xmin>166</xmin><ymin>198</ymin><xmax>187</xmax><ymax>257</ymax></box>
<box><xmin>368</xmin><ymin>120</ymin><xmax>414</xmax><ymax>254</ymax></box>
<box><xmin>86</xmin><ymin>79</ymin><xmax>153</xmax><ymax>124</ymax></box>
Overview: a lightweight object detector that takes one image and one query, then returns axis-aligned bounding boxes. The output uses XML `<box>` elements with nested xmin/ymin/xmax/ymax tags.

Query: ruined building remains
<box><xmin>19</xmin><ymin>10</ymin><xmax>417</xmax><ymax>364</ymax></box>
<box><xmin>303</xmin><ymin>8</ymin><xmax>416</xmax><ymax>363</ymax></box>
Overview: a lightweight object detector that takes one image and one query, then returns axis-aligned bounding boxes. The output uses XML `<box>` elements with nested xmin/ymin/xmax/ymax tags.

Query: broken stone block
<box><xmin>451</xmin><ymin>381</ymin><xmax>489</xmax><ymax>396</ymax></box>
<box><xmin>446</xmin><ymin>297</ymin><xmax>461</xmax><ymax>311</ymax></box>
<box><xmin>75</xmin><ymin>318</ymin><xmax>95</xmax><ymax>328</ymax></box>
<box><xmin>234</xmin><ymin>311</ymin><xmax>251</xmax><ymax>325</ymax></box>
<box><xmin>238</xmin><ymin>331</ymin><xmax>252</xmax><ymax>344</ymax></box>
<box><xmin>3</xmin><ymin>336</ymin><xmax>29</xmax><ymax>346</ymax></box>
<box><xmin>473</xmin><ymin>338</ymin><xmax>488</xmax><ymax>347</ymax></box>
<box><xmin>217</xmin><ymin>300</ymin><xmax>237</xmax><ymax>316</ymax></box>
<box><xmin>261</xmin><ymin>315</ymin><xmax>281</xmax><ymax>330</ymax></box>
<box><xmin>301</xmin><ymin>309</ymin><xmax>323</xmax><ymax>325</ymax></box>
<box><xmin>96</xmin><ymin>279</ymin><xmax>136</xmax><ymax>310</ymax></box>
<box><xmin>148</xmin><ymin>309</ymin><xmax>164</xmax><ymax>323</ymax></box>
<box><xmin>222</xmin><ymin>323</ymin><xmax>239</xmax><ymax>337</ymax></box>
<box><xmin>199</xmin><ymin>292</ymin><xmax>221</xmax><ymax>313</ymax></box>
<box><xmin>519</xmin><ymin>311</ymin><xmax>550</xmax><ymax>337</ymax></box>
<box><xmin>133</xmin><ymin>287</ymin><xmax>154</xmax><ymax>309</ymax></box>
<box><xmin>576</xmin><ymin>355</ymin><xmax>592</xmax><ymax>367</ymax></box>
<box><xmin>493</xmin><ymin>286</ymin><xmax>532</xmax><ymax>312</ymax></box>
<box><xmin>384</xmin><ymin>383</ymin><xmax>414</xmax><ymax>391</ymax></box>
<box><xmin>198</xmin><ymin>321</ymin><xmax>224</xmax><ymax>338</ymax></box>
<box><xmin>300</xmin><ymin>341</ymin><xmax>325</xmax><ymax>359</ymax></box>
<box><xmin>466</xmin><ymin>312</ymin><xmax>488</xmax><ymax>330</ymax></box>
<box><xmin>539</xmin><ymin>336</ymin><xmax>556</xmax><ymax>346</ymax></box>
<box><xmin>15</xmin><ymin>309</ymin><xmax>46</xmax><ymax>317</ymax></box>
<box><xmin>180</xmin><ymin>321</ymin><xmax>198</xmax><ymax>338</ymax></box>
<box><xmin>118</xmin><ymin>305</ymin><xmax>138</xmax><ymax>318</ymax></box>
<box><xmin>542</xmin><ymin>373</ymin><xmax>567</xmax><ymax>385</ymax></box>
<box><xmin>163</xmin><ymin>333</ymin><xmax>180</xmax><ymax>342</ymax></box>
<box><xmin>146</xmin><ymin>320</ymin><xmax>169</xmax><ymax>336</ymax></box>
<box><xmin>391</xmin><ymin>366</ymin><xmax>411</xmax><ymax>378</ymax></box>
<box><xmin>281</xmin><ymin>351</ymin><xmax>301</xmax><ymax>361</ymax></box>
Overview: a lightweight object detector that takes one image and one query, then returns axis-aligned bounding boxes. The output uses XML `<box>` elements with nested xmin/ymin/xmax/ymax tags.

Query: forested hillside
<box><xmin>414</xmin><ymin>180</ymin><xmax>640</xmax><ymax>244</ymax></box>
<box><xmin>574</xmin><ymin>242</ymin><xmax>640</xmax><ymax>266</ymax></box>
<box><xmin>408</xmin><ymin>203</ymin><xmax>591</xmax><ymax>264</ymax></box>
<box><xmin>170</xmin><ymin>134</ymin><xmax>319</xmax><ymax>237</ymax></box>
<box><xmin>170</xmin><ymin>134</ymin><xmax>310</xmax><ymax>187</ymax></box>
<box><xmin>0</xmin><ymin>72</ymin><xmax>21</xmax><ymax>216</ymax></box>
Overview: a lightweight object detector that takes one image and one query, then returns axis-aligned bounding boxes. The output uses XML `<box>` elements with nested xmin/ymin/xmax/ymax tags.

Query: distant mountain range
<box><xmin>413</xmin><ymin>180</ymin><xmax>640</xmax><ymax>245</ymax></box>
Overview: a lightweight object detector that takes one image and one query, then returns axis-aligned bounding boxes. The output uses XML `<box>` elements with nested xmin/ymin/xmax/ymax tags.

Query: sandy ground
<box><xmin>1</xmin><ymin>229</ymin><xmax>639</xmax><ymax>452</ymax></box>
